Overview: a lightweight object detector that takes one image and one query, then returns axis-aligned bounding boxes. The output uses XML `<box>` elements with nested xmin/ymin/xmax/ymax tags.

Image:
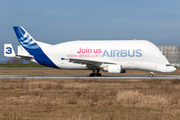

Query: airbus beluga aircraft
<box><xmin>4</xmin><ymin>26</ymin><xmax>176</xmax><ymax>77</ymax></box>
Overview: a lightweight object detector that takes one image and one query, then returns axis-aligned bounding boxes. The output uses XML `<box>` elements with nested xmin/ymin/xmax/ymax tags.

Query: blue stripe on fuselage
<box><xmin>28</xmin><ymin>48</ymin><xmax>58</xmax><ymax>68</ymax></box>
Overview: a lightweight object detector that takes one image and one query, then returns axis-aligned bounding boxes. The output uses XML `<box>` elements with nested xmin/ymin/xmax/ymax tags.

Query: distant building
<box><xmin>158</xmin><ymin>46</ymin><xmax>180</xmax><ymax>67</ymax></box>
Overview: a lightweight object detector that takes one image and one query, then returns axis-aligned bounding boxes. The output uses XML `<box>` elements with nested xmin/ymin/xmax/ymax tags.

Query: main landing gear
<box><xmin>89</xmin><ymin>70</ymin><xmax>102</xmax><ymax>77</ymax></box>
<box><xmin>149</xmin><ymin>72</ymin><xmax>154</xmax><ymax>77</ymax></box>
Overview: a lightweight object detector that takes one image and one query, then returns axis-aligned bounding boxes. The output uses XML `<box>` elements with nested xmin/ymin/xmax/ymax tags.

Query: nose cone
<box><xmin>164</xmin><ymin>66</ymin><xmax>176</xmax><ymax>73</ymax></box>
<box><xmin>171</xmin><ymin>66</ymin><xmax>176</xmax><ymax>72</ymax></box>
<box><xmin>157</xmin><ymin>65</ymin><xmax>176</xmax><ymax>73</ymax></box>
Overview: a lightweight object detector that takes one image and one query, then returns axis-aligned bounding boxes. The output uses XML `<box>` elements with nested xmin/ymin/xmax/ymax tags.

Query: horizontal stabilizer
<box><xmin>4</xmin><ymin>44</ymin><xmax>16</xmax><ymax>57</ymax></box>
<box><xmin>16</xmin><ymin>55</ymin><xmax>34</xmax><ymax>61</ymax></box>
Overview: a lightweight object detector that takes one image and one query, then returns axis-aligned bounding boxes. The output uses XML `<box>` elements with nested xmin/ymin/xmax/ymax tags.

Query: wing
<box><xmin>64</xmin><ymin>58</ymin><xmax>115</xmax><ymax>69</ymax></box>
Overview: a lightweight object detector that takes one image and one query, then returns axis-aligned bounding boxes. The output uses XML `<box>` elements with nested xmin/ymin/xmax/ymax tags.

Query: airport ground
<box><xmin>0</xmin><ymin>68</ymin><xmax>180</xmax><ymax>119</ymax></box>
<box><xmin>0</xmin><ymin>67</ymin><xmax>180</xmax><ymax>75</ymax></box>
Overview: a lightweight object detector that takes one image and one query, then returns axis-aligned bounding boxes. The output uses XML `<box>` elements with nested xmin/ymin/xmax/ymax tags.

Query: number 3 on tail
<box><xmin>6</xmin><ymin>47</ymin><xmax>12</xmax><ymax>54</ymax></box>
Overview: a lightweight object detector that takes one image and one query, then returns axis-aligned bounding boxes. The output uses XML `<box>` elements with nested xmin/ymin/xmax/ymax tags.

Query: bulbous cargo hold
<box><xmin>50</xmin><ymin>40</ymin><xmax>176</xmax><ymax>73</ymax></box>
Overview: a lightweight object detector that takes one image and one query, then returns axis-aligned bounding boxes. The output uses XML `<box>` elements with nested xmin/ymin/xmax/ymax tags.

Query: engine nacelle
<box><xmin>103</xmin><ymin>65</ymin><xmax>122</xmax><ymax>73</ymax></box>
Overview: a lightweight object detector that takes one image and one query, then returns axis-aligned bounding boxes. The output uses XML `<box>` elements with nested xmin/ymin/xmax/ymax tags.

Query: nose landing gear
<box><xmin>89</xmin><ymin>70</ymin><xmax>102</xmax><ymax>77</ymax></box>
<box><xmin>149</xmin><ymin>72</ymin><xmax>154</xmax><ymax>77</ymax></box>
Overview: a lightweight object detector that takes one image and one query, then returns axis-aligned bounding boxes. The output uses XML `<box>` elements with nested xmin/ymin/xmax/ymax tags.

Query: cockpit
<box><xmin>166</xmin><ymin>64</ymin><xmax>172</xmax><ymax>66</ymax></box>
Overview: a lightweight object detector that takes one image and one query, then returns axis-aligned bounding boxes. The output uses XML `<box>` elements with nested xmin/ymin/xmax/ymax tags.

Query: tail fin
<box><xmin>13</xmin><ymin>26</ymin><xmax>58</xmax><ymax>68</ymax></box>
<box><xmin>4</xmin><ymin>44</ymin><xmax>16</xmax><ymax>57</ymax></box>
<box><xmin>13</xmin><ymin>26</ymin><xmax>40</xmax><ymax>50</ymax></box>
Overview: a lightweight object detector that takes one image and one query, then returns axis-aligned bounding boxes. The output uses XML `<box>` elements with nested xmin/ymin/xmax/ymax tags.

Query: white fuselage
<box><xmin>40</xmin><ymin>40</ymin><xmax>176</xmax><ymax>73</ymax></box>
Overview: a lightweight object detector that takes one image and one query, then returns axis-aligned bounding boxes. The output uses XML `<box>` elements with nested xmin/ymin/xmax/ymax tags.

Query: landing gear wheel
<box><xmin>89</xmin><ymin>70</ymin><xmax>102</xmax><ymax>77</ymax></box>
<box><xmin>149</xmin><ymin>72</ymin><xmax>154</xmax><ymax>77</ymax></box>
<box><xmin>149</xmin><ymin>74</ymin><xmax>153</xmax><ymax>77</ymax></box>
<box><xmin>89</xmin><ymin>73</ymin><xmax>95</xmax><ymax>77</ymax></box>
<box><xmin>96</xmin><ymin>73</ymin><xmax>101</xmax><ymax>76</ymax></box>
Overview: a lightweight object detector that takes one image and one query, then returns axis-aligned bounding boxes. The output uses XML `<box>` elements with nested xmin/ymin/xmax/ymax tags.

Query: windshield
<box><xmin>166</xmin><ymin>64</ymin><xmax>172</xmax><ymax>66</ymax></box>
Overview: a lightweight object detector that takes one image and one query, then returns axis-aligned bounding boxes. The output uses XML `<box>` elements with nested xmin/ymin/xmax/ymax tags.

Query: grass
<box><xmin>0</xmin><ymin>78</ymin><xmax>180</xmax><ymax>119</ymax></box>
<box><xmin>0</xmin><ymin>67</ymin><xmax>179</xmax><ymax>119</ymax></box>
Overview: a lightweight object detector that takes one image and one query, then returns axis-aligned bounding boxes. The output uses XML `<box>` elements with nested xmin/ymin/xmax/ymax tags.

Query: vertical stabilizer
<box><xmin>13</xmin><ymin>26</ymin><xmax>40</xmax><ymax>51</ymax></box>
<box><xmin>13</xmin><ymin>26</ymin><xmax>58</xmax><ymax>68</ymax></box>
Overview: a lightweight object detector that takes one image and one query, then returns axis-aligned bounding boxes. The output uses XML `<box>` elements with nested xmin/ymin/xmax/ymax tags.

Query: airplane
<box><xmin>4</xmin><ymin>26</ymin><xmax>176</xmax><ymax>77</ymax></box>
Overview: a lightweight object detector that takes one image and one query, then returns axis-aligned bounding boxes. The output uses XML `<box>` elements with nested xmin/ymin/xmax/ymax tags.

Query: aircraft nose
<box><xmin>172</xmin><ymin>66</ymin><xmax>176</xmax><ymax>72</ymax></box>
<box><xmin>165</xmin><ymin>66</ymin><xmax>176</xmax><ymax>73</ymax></box>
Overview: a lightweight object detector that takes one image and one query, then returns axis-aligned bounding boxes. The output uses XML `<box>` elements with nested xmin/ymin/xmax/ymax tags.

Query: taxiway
<box><xmin>0</xmin><ymin>75</ymin><xmax>180</xmax><ymax>79</ymax></box>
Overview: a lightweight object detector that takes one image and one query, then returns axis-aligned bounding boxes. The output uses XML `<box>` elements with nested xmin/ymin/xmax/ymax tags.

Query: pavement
<box><xmin>0</xmin><ymin>75</ymin><xmax>180</xmax><ymax>79</ymax></box>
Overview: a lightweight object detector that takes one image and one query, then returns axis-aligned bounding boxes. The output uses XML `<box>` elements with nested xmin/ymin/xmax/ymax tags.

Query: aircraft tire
<box><xmin>96</xmin><ymin>73</ymin><xmax>101</xmax><ymax>76</ymax></box>
<box><xmin>149</xmin><ymin>74</ymin><xmax>153</xmax><ymax>77</ymax></box>
<box><xmin>89</xmin><ymin>73</ymin><xmax>95</xmax><ymax>77</ymax></box>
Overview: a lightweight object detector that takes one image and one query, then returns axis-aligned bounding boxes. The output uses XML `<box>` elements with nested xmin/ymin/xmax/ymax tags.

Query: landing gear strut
<box><xmin>149</xmin><ymin>72</ymin><xmax>154</xmax><ymax>77</ymax></box>
<box><xmin>96</xmin><ymin>70</ymin><xmax>102</xmax><ymax>76</ymax></box>
<box><xmin>89</xmin><ymin>70</ymin><xmax>102</xmax><ymax>77</ymax></box>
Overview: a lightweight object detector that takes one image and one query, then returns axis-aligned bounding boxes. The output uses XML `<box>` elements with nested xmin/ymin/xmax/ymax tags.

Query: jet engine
<box><xmin>103</xmin><ymin>65</ymin><xmax>122</xmax><ymax>73</ymax></box>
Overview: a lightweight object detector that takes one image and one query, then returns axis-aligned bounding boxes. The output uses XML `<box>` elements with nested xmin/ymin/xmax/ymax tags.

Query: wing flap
<box><xmin>66</xmin><ymin>58</ymin><xmax>114</xmax><ymax>68</ymax></box>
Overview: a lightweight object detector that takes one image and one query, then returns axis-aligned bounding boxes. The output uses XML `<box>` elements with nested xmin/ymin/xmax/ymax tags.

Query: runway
<box><xmin>0</xmin><ymin>75</ymin><xmax>180</xmax><ymax>79</ymax></box>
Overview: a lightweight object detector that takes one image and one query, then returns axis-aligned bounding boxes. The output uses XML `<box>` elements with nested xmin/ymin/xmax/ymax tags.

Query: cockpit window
<box><xmin>166</xmin><ymin>64</ymin><xmax>171</xmax><ymax>66</ymax></box>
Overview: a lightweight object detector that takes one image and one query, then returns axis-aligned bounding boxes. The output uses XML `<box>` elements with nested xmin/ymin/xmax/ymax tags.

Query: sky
<box><xmin>1</xmin><ymin>0</ymin><xmax>180</xmax><ymax>61</ymax></box>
